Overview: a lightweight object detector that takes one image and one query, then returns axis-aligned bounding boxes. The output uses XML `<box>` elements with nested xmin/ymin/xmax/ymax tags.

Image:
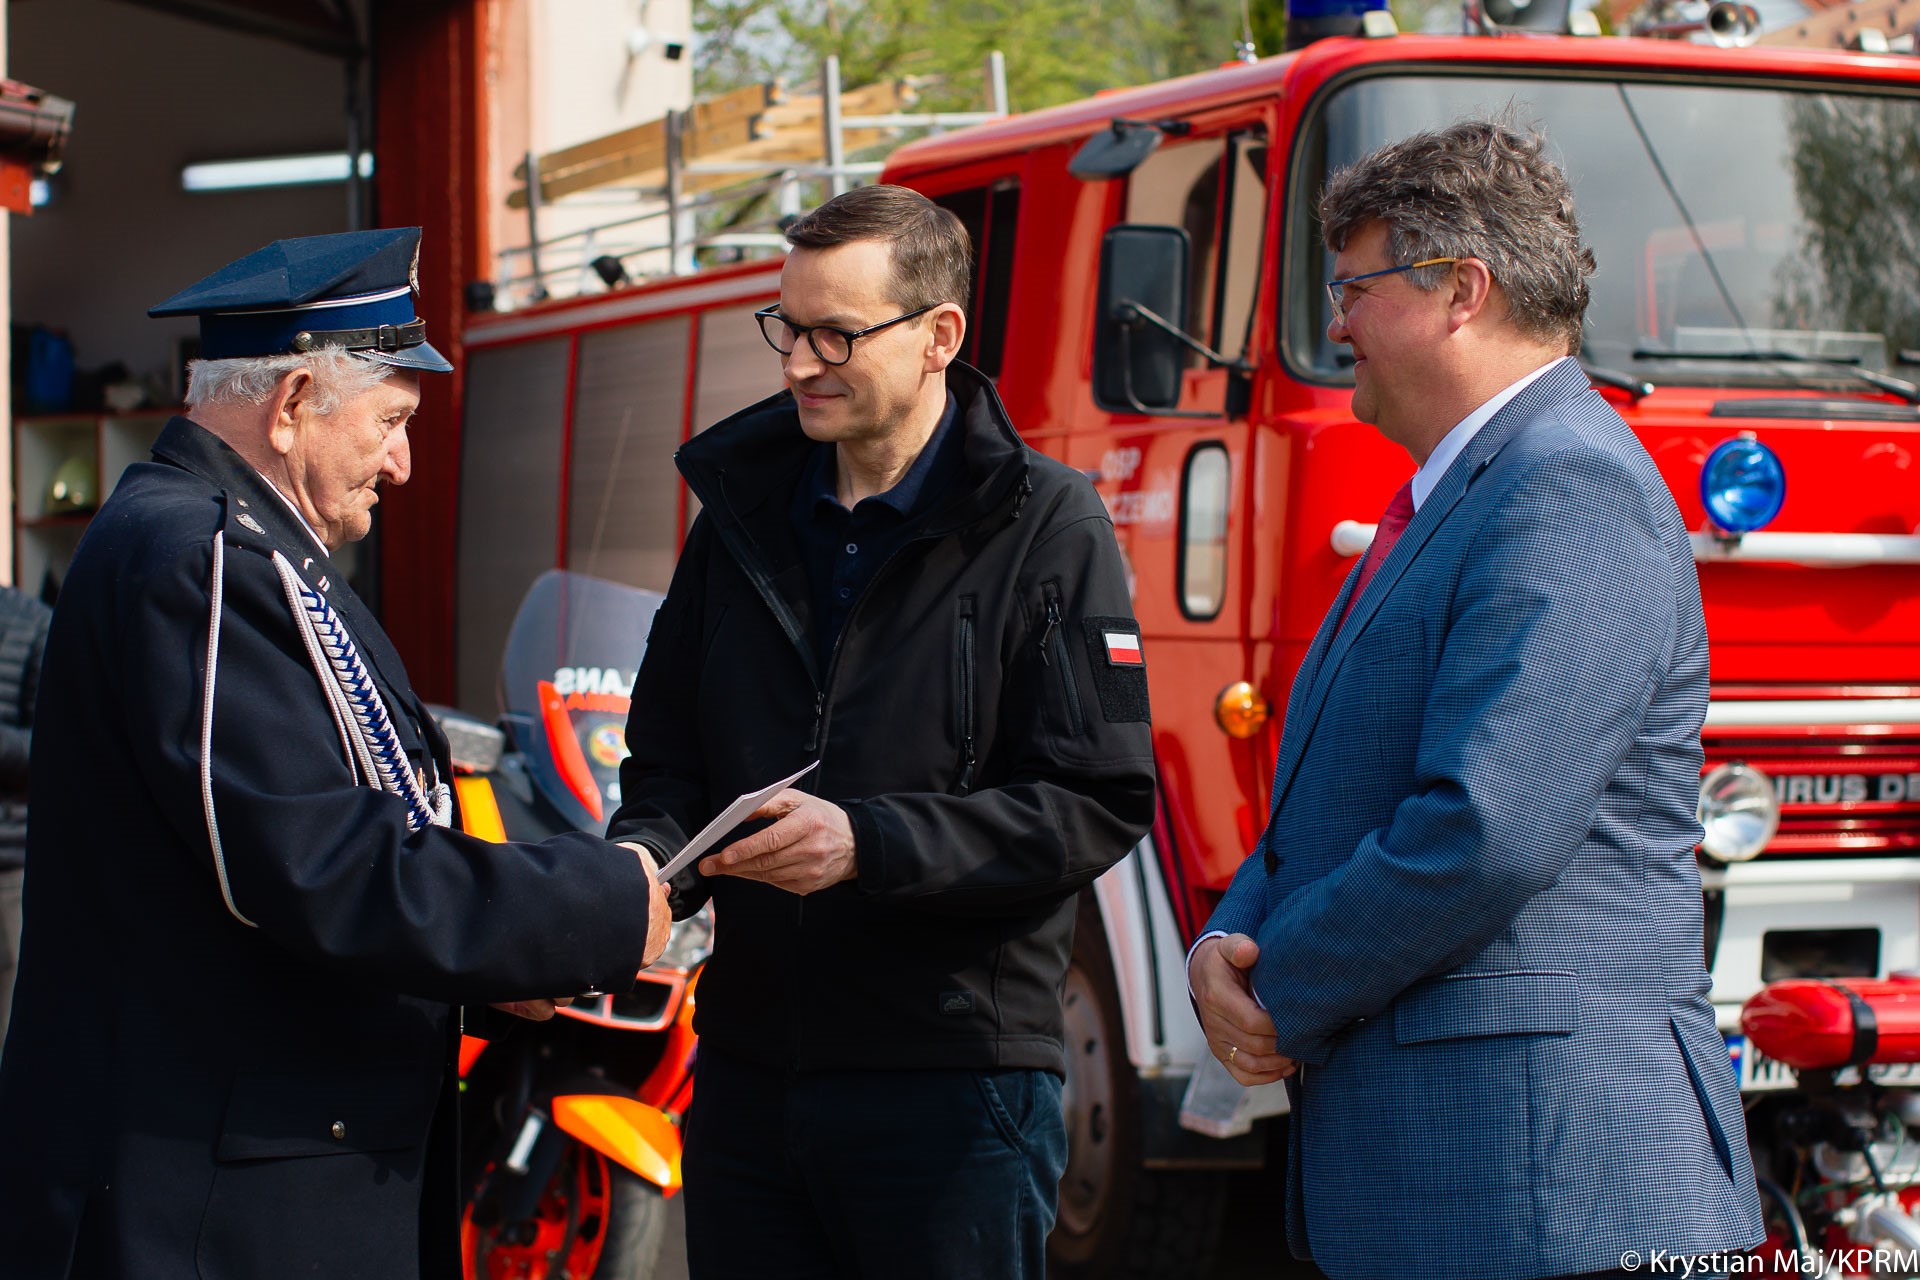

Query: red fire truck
<box><xmin>440</xmin><ymin>16</ymin><xmax>1920</xmax><ymax>1273</ymax></box>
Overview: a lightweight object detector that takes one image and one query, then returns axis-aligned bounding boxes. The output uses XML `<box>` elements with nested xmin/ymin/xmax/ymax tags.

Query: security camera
<box><xmin>626</xmin><ymin>26</ymin><xmax>690</xmax><ymax>60</ymax></box>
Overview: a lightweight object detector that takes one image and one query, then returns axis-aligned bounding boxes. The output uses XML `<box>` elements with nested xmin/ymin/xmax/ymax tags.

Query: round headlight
<box><xmin>1698</xmin><ymin>762</ymin><xmax>1780</xmax><ymax>863</ymax></box>
<box><xmin>1700</xmin><ymin>436</ymin><xmax>1786</xmax><ymax>534</ymax></box>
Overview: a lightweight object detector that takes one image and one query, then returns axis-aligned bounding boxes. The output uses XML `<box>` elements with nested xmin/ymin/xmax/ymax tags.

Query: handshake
<box><xmin>492</xmin><ymin>841</ymin><xmax>676</xmax><ymax>1023</ymax></box>
<box><xmin>495</xmin><ymin>788</ymin><xmax>858</xmax><ymax>1023</ymax></box>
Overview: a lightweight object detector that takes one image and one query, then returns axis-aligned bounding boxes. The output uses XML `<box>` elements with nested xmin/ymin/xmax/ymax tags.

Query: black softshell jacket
<box><xmin>609</xmin><ymin>363</ymin><xmax>1156</xmax><ymax>1077</ymax></box>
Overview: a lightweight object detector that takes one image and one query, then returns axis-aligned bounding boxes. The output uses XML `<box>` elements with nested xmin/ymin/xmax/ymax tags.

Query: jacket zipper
<box><xmin>955</xmin><ymin>597</ymin><xmax>977</xmax><ymax>794</ymax></box>
<box><xmin>812</xmin><ymin>477</ymin><xmax>1026</xmax><ymax>757</ymax></box>
<box><xmin>1039</xmin><ymin>587</ymin><xmax>1085</xmax><ymax>736</ymax></box>
<box><xmin>685</xmin><ymin>461</ymin><xmax>1031</xmax><ymax>763</ymax></box>
<box><xmin>806</xmin><ymin>691</ymin><xmax>826</xmax><ymax>754</ymax></box>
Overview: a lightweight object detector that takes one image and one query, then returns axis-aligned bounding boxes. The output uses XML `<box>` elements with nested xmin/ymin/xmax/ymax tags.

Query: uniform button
<box><xmin>845</xmin><ymin>543</ymin><xmax>858</xmax><ymax>555</ymax></box>
<box><xmin>837</xmin><ymin>588</ymin><xmax>851</xmax><ymax>600</ymax></box>
<box><xmin>331</xmin><ymin>1121</ymin><xmax>347</xmax><ymax>1141</ymax></box>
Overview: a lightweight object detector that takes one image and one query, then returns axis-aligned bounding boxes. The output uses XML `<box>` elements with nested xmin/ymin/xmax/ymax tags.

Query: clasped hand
<box><xmin>698</xmin><ymin>789</ymin><xmax>857</xmax><ymax>896</ymax></box>
<box><xmin>1189</xmin><ymin>933</ymin><xmax>1297</xmax><ymax>1086</ymax></box>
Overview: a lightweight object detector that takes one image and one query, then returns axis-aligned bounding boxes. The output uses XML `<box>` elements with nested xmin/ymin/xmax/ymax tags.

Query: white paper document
<box><xmin>654</xmin><ymin>760</ymin><xmax>821</xmax><ymax>880</ymax></box>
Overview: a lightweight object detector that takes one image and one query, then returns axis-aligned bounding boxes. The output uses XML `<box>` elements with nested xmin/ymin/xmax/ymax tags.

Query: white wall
<box><xmin>8</xmin><ymin>0</ymin><xmax>351</xmax><ymax>389</ymax></box>
<box><xmin>493</xmin><ymin>0</ymin><xmax>694</xmax><ymax>302</ymax></box>
<box><xmin>532</xmin><ymin>0</ymin><xmax>691</xmax><ymax>152</ymax></box>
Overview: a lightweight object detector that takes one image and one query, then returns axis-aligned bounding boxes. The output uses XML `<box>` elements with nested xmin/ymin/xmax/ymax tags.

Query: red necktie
<box><xmin>1335</xmin><ymin>480</ymin><xmax>1415</xmax><ymax>634</ymax></box>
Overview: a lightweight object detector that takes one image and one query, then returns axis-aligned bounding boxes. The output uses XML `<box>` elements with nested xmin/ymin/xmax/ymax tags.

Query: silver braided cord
<box><xmin>271</xmin><ymin>552</ymin><xmax>378</xmax><ymax>789</ymax></box>
<box><xmin>201</xmin><ymin>531</ymin><xmax>260</xmax><ymax>928</ymax></box>
<box><xmin>269</xmin><ymin>550</ymin><xmax>441</xmax><ymax>831</ymax></box>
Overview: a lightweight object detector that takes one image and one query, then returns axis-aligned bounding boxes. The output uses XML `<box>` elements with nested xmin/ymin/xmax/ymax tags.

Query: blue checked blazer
<box><xmin>1206</xmin><ymin>359</ymin><xmax>1764</xmax><ymax>1279</ymax></box>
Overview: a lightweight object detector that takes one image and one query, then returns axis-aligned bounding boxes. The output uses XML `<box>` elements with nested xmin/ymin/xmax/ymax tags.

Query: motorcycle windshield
<box><xmin>499</xmin><ymin>570</ymin><xmax>664</xmax><ymax>831</ymax></box>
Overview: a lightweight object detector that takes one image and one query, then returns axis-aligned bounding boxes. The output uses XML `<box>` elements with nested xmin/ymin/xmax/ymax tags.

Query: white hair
<box><xmin>184</xmin><ymin>348</ymin><xmax>395</xmax><ymax>415</ymax></box>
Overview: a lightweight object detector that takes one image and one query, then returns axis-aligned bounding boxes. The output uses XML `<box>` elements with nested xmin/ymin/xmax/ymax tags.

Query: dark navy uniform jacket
<box><xmin>0</xmin><ymin>418</ymin><xmax>655</xmax><ymax>1279</ymax></box>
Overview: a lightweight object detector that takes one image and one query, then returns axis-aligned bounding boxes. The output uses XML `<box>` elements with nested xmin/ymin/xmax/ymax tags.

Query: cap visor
<box><xmin>363</xmin><ymin>340</ymin><xmax>453</xmax><ymax>373</ymax></box>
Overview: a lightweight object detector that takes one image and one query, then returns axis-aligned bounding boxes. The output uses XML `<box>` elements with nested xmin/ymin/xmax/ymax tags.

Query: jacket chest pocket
<box><xmin>952</xmin><ymin>595</ymin><xmax>978</xmax><ymax>795</ymax></box>
<box><xmin>1036</xmin><ymin>581</ymin><xmax>1087</xmax><ymax>738</ymax></box>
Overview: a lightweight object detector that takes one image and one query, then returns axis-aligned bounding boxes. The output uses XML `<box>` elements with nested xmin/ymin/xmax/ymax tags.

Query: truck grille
<box><xmin>1703</xmin><ymin>725</ymin><xmax>1920</xmax><ymax>857</ymax></box>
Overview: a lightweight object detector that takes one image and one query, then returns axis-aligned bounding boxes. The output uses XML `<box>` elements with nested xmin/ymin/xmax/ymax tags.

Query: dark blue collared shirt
<box><xmin>791</xmin><ymin>394</ymin><xmax>964</xmax><ymax>673</ymax></box>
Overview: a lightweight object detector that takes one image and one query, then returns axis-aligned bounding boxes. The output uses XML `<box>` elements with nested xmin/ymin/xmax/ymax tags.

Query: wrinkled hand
<box><xmin>699</xmin><ymin>790</ymin><xmax>856</xmax><ymax>896</ymax></box>
<box><xmin>621</xmin><ymin>842</ymin><xmax>675</xmax><ymax>967</ymax></box>
<box><xmin>1190</xmin><ymin>934</ymin><xmax>1295</xmax><ymax>1086</ymax></box>
<box><xmin>491</xmin><ymin>996</ymin><xmax>574</xmax><ymax>1022</ymax></box>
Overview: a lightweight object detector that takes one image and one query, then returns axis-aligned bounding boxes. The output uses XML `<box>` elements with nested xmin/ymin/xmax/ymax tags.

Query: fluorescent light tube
<box><xmin>181</xmin><ymin>151</ymin><xmax>374</xmax><ymax>193</ymax></box>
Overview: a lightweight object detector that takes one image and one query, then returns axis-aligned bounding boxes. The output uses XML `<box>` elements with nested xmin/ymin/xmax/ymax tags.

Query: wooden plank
<box><xmin>760</xmin><ymin>78</ymin><xmax>915</xmax><ymax>132</ymax></box>
<box><xmin>516</xmin><ymin>109</ymin><xmax>770</xmax><ymax>205</ymax></box>
<box><xmin>680</xmin><ymin>126</ymin><xmax>897</xmax><ymax>195</ymax></box>
<box><xmin>512</xmin><ymin>84</ymin><xmax>773</xmax><ymax>182</ymax></box>
<box><xmin>1760</xmin><ymin>0</ymin><xmax>1920</xmax><ymax>45</ymax></box>
<box><xmin>509</xmin><ymin>76</ymin><xmax>917</xmax><ymax>207</ymax></box>
<box><xmin>514</xmin><ymin>117</ymin><xmax>666</xmax><ymax>182</ymax></box>
<box><xmin>688</xmin><ymin>82</ymin><xmax>777</xmax><ymax>134</ymax></box>
<box><xmin>510</xmin><ymin>137</ymin><xmax>668</xmax><ymax>206</ymax></box>
<box><xmin>685</xmin><ymin>113</ymin><xmax>763</xmax><ymax>160</ymax></box>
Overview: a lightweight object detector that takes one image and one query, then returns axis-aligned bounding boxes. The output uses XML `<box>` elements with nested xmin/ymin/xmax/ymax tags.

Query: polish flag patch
<box><xmin>1103</xmin><ymin>631</ymin><xmax>1144</xmax><ymax>666</ymax></box>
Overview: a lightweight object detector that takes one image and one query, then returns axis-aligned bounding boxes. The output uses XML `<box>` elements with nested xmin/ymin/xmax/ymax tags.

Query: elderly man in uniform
<box><xmin>0</xmin><ymin>228</ymin><xmax>671</xmax><ymax>1280</ymax></box>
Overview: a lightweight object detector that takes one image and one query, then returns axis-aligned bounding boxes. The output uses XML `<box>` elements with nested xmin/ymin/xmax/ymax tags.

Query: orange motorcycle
<box><xmin>435</xmin><ymin>570</ymin><xmax>710</xmax><ymax>1280</ymax></box>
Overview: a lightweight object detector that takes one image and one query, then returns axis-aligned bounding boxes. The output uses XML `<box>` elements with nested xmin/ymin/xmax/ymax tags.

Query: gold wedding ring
<box><xmin>1227</xmin><ymin>1044</ymin><xmax>1239</xmax><ymax>1064</ymax></box>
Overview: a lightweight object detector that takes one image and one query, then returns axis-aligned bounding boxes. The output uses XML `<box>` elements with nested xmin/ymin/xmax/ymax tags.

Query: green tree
<box><xmin>1775</xmin><ymin>95</ymin><xmax>1920</xmax><ymax>356</ymax></box>
<box><xmin>695</xmin><ymin>0</ymin><xmax>1251</xmax><ymax>110</ymax></box>
<box><xmin>1246</xmin><ymin>0</ymin><xmax>1464</xmax><ymax>46</ymax></box>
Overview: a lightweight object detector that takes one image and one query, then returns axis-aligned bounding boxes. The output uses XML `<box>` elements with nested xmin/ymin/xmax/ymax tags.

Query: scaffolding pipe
<box><xmin>523</xmin><ymin>149</ymin><xmax>549</xmax><ymax>302</ymax></box>
<box><xmin>685</xmin><ymin>160</ymin><xmax>885</xmax><ymax>177</ymax></box>
<box><xmin>841</xmin><ymin>113</ymin><xmax>1000</xmax><ymax>129</ymax></box>
<box><xmin>988</xmin><ymin>50</ymin><xmax>1009</xmax><ymax>115</ymax></box>
<box><xmin>496</xmin><ymin>174</ymin><xmax>791</xmax><ymax>258</ymax></box>
<box><xmin>665</xmin><ymin>108</ymin><xmax>687</xmax><ymax>275</ymax></box>
<box><xmin>823</xmin><ymin>55</ymin><xmax>848</xmax><ymax>198</ymax></box>
<box><xmin>495</xmin><ymin>49</ymin><xmax>1011</xmax><ymax>302</ymax></box>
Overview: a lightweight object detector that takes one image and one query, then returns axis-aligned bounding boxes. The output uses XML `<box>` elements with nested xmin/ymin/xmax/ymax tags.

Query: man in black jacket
<box><xmin>0</xmin><ymin>583</ymin><xmax>50</xmax><ymax>1065</ymax></box>
<box><xmin>0</xmin><ymin>228</ymin><xmax>671</xmax><ymax>1280</ymax></box>
<box><xmin>608</xmin><ymin>185</ymin><xmax>1156</xmax><ymax>1279</ymax></box>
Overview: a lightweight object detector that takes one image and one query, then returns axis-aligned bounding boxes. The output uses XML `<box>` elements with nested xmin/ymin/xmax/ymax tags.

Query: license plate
<box><xmin>1726</xmin><ymin>1033</ymin><xmax>1920</xmax><ymax>1092</ymax></box>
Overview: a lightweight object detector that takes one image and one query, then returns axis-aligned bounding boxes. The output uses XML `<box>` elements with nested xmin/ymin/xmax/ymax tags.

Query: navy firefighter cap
<box><xmin>148</xmin><ymin>227</ymin><xmax>453</xmax><ymax>373</ymax></box>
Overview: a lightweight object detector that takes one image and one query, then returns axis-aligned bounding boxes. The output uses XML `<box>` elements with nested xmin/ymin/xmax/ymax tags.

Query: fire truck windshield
<box><xmin>1292</xmin><ymin>74</ymin><xmax>1920</xmax><ymax>393</ymax></box>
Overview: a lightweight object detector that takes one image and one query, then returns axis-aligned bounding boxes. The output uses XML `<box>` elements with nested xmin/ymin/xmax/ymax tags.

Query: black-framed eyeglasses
<box><xmin>1324</xmin><ymin>258</ymin><xmax>1462</xmax><ymax>326</ymax></box>
<box><xmin>753</xmin><ymin>304</ymin><xmax>936</xmax><ymax>366</ymax></box>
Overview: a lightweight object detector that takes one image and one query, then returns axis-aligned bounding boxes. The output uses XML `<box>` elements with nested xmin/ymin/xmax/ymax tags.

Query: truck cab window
<box><xmin>934</xmin><ymin>181</ymin><xmax>1022</xmax><ymax>379</ymax></box>
<box><xmin>1126</xmin><ymin>131</ymin><xmax>1268</xmax><ymax>369</ymax></box>
<box><xmin>1290</xmin><ymin>75</ymin><xmax>1920</xmax><ymax>386</ymax></box>
<box><xmin>1180</xmin><ymin>443</ymin><xmax>1231</xmax><ymax>619</ymax></box>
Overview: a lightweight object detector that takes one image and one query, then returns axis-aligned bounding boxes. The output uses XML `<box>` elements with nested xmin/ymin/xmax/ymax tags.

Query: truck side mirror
<box><xmin>1094</xmin><ymin>224</ymin><xmax>1189</xmax><ymax>413</ymax></box>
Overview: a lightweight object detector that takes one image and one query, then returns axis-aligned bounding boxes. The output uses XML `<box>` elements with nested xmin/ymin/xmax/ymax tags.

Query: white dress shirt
<box><xmin>253</xmin><ymin>468</ymin><xmax>331</xmax><ymax>555</ymax></box>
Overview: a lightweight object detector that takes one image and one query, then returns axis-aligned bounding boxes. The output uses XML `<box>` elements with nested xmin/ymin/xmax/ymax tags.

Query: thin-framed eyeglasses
<box><xmin>1324</xmin><ymin>258</ymin><xmax>1462</xmax><ymax>326</ymax></box>
<box><xmin>753</xmin><ymin>303</ymin><xmax>936</xmax><ymax>366</ymax></box>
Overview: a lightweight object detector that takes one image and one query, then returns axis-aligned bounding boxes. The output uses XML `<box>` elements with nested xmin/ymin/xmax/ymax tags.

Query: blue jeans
<box><xmin>682</xmin><ymin>1047</ymin><xmax>1067</xmax><ymax>1280</ymax></box>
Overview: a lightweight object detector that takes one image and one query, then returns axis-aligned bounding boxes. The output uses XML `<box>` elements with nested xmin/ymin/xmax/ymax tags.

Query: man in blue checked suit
<box><xmin>1188</xmin><ymin>121</ymin><xmax>1764</xmax><ymax>1279</ymax></box>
